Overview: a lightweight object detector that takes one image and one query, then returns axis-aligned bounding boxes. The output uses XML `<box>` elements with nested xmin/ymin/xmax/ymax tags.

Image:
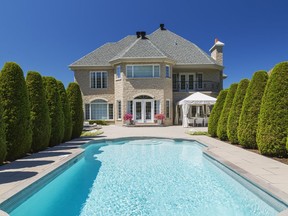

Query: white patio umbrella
<box><xmin>178</xmin><ymin>92</ymin><xmax>217</xmax><ymax>127</ymax></box>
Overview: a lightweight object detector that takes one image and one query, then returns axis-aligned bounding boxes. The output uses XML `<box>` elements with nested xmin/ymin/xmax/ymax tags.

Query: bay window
<box><xmin>126</xmin><ymin>65</ymin><xmax>160</xmax><ymax>78</ymax></box>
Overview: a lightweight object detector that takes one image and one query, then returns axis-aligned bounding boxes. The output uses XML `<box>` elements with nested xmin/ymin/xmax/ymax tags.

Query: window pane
<box><xmin>166</xmin><ymin>65</ymin><xmax>170</xmax><ymax>78</ymax></box>
<box><xmin>134</xmin><ymin>65</ymin><xmax>153</xmax><ymax>78</ymax></box>
<box><xmin>127</xmin><ymin>101</ymin><xmax>133</xmax><ymax>115</ymax></box>
<box><xmin>127</xmin><ymin>66</ymin><xmax>133</xmax><ymax>78</ymax></box>
<box><xmin>102</xmin><ymin>72</ymin><xmax>108</xmax><ymax>88</ymax></box>
<box><xmin>85</xmin><ymin>104</ymin><xmax>90</xmax><ymax>120</ymax></box>
<box><xmin>91</xmin><ymin>72</ymin><xmax>96</xmax><ymax>88</ymax></box>
<box><xmin>197</xmin><ymin>74</ymin><xmax>203</xmax><ymax>88</ymax></box>
<box><xmin>154</xmin><ymin>100</ymin><xmax>160</xmax><ymax>115</ymax></box>
<box><xmin>117</xmin><ymin>101</ymin><xmax>121</xmax><ymax>119</ymax></box>
<box><xmin>172</xmin><ymin>74</ymin><xmax>177</xmax><ymax>90</ymax></box>
<box><xmin>109</xmin><ymin>104</ymin><xmax>113</xmax><ymax>120</ymax></box>
<box><xmin>166</xmin><ymin>100</ymin><xmax>170</xmax><ymax>118</ymax></box>
<box><xmin>154</xmin><ymin>65</ymin><xmax>160</xmax><ymax>77</ymax></box>
<box><xmin>116</xmin><ymin>66</ymin><xmax>121</xmax><ymax>79</ymax></box>
<box><xmin>189</xmin><ymin>75</ymin><xmax>194</xmax><ymax>90</ymax></box>
<box><xmin>91</xmin><ymin>103</ymin><xmax>107</xmax><ymax>120</ymax></box>
<box><xmin>96</xmin><ymin>72</ymin><xmax>102</xmax><ymax>88</ymax></box>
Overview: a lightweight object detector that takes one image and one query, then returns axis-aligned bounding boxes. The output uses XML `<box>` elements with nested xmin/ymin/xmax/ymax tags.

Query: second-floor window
<box><xmin>90</xmin><ymin>71</ymin><xmax>108</xmax><ymax>88</ymax></box>
<box><xmin>126</xmin><ymin>65</ymin><xmax>160</xmax><ymax>78</ymax></box>
<box><xmin>116</xmin><ymin>66</ymin><xmax>121</xmax><ymax>79</ymax></box>
<box><xmin>165</xmin><ymin>65</ymin><xmax>171</xmax><ymax>78</ymax></box>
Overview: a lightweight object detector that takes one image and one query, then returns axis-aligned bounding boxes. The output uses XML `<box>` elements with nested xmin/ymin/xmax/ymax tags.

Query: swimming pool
<box><xmin>1</xmin><ymin>138</ymin><xmax>287</xmax><ymax>215</ymax></box>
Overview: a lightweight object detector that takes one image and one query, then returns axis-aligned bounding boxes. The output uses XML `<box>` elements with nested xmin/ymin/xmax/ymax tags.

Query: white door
<box><xmin>179</xmin><ymin>73</ymin><xmax>195</xmax><ymax>91</ymax></box>
<box><xmin>133</xmin><ymin>100</ymin><xmax>154</xmax><ymax>123</ymax></box>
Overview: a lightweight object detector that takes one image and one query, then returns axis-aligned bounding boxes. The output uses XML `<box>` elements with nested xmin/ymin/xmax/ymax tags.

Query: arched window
<box><xmin>85</xmin><ymin>99</ymin><xmax>113</xmax><ymax>120</ymax></box>
<box><xmin>134</xmin><ymin>95</ymin><xmax>153</xmax><ymax>99</ymax></box>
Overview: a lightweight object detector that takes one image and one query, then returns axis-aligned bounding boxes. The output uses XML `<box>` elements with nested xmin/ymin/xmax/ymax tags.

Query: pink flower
<box><xmin>124</xmin><ymin>113</ymin><xmax>133</xmax><ymax>121</ymax></box>
<box><xmin>155</xmin><ymin>114</ymin><xmax>165</xmax><ymax>120</ymax></box>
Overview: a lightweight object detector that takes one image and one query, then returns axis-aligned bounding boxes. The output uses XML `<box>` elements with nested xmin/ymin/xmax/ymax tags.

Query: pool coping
<box><xmin>0</xmin><ymin>132</ymin><xmax>288</xmax><ymax>215</ymax></box>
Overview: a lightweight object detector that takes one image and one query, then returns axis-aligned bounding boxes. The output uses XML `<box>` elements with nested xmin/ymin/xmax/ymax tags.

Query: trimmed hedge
<box><xmin>0</xmin><ymin>96</ymin><xmax>6</xmax><ymax>164</ymax></box>
<box><xmin>67</xmin><ymin>83</ymin><xmax>83</xmax><ymax>139</ymax></box>
<box><xmin>43</xmin><ymin>77</ymin><xmax>64</xmax><ymax>146</ymax></box>
<box><xmin>208</xmin><ymin>89</ymin><xmax>228</xmax><ymax>137</ymax></box>
<box><xmin>257</xmin><ymin>62</ymin><xmax>288</xmax><ymax>156</ymax></box>
<box><xmin>217</xmin><ymin>83</ymin><xmax>238</xmax><ymax>140</ymax></box>
<box><xmin>57</xmin><ymin>81</ymin><xmax>72</xmax><ymax>142</ymax></box>
<box><xmin>227</xmin><ymin>79</ymin><xmax>250</xmax><ymax>144</ymax></box>
<box><xmin>0</xmin><ymin>62</ymin><xmax>32</xmax><ymax>161</ymax></box>
<box><xmin>238</xmin><ymin>71</ymin><xmax>268</xmax><ymax>148</ymax></box>
<box><xmin>26</xmin><ymin>71</ymin><xmax>51</xmax><ymax>152</ymax></box>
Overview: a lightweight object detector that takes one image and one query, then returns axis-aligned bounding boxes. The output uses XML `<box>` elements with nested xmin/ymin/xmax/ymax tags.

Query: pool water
<box><xmin>8</xmin><ymin>139</ymin><xmax>282</xmax><ymax>215</ymax></box>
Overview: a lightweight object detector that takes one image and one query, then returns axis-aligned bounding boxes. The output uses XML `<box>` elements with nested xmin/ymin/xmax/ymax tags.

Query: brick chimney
<box><xmin>209</xmin><ymin>38</ymin><xmax>224</xmax><ymax>65</ymax></box>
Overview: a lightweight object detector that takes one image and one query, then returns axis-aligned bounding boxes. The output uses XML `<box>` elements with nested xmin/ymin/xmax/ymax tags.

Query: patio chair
<box><xmin>187</xmin><ymin>118</ymin><xmax>195</xmax><ymax>127</ymax></box>
<box><xmin>195</xmin><ymin>118</ymin><xmax>204</xmax><ymax>127</ymax></box>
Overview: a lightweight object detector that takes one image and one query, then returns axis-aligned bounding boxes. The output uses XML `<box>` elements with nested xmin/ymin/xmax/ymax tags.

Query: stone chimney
<box><xmin>209</xmin><ymin>38</ymin><xmax>224</xmax><ymax>65</ymax></box>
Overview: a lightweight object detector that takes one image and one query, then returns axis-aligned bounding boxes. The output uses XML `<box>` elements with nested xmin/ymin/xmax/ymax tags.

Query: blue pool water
<box><xmin>7</xmin><ymin>138</ymin><xmax>284</xmax><ymax>215</ymax></box>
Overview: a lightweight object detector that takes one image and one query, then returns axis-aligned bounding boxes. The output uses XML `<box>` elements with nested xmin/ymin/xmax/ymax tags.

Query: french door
<box><xmin>179</xmin><ymin>73</ymin><xmax>195</xmax><ymax>91</ymax></box>
<box><xmin>133</xmin><ymin>100</ymin><xmax>154</xmax><ymax>123</ymax></box>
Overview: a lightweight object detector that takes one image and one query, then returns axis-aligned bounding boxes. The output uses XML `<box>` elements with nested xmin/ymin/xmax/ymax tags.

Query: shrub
<box><xmin>43</xmin><ymin>76</ymin><xmax>64</xmax><ymax>146</ymax></box>
<box><xmin>0</xmin><ymin>62</ymin><xmax>32</xmax><ymax>161</ymax></box>
<box><xmin>238</xmin><ymin>71</ymin><xmax>268</xmax><ymax>148</ymax></box>
<box><xmin>257</xmin><ymin>62</ymin><xmax>288</xmax><ymax>157</ymax></box>
<box><xmin>67</xmin><ymin>83</ymin><xmax>83</xmax><ymax>139</ymax></box>
<box><xmin>88</xmin><ymin>120</ymin><xmax>108</xmax><ymax>125</ymax></box>
<box><xmin>0</xmin><ymin>96</ymin><xmax>6</xmax><ymax>164</ymax></box>
<box><xmin>57</xmin><ymin>81</ymin><xmax>72</xmax><ymax>142</ymax></box>
<box><xmin>208</xmin><ymin>89</ymin><xmax>228</xmax><ymax>137</ymax></box>
<box><xmin>217</xmin><ymin>83</ymin><xmax>238</xmax><ymax>140</ymax></box>
<box><xmin>227</xmin><ymin>79</ymin><xmax>250</xmax><ymax>144</ymax></box>
<box><xmin>26</xmin><ymin>71</ymin><xmax>51</xmax><ymax>152</ymax></box>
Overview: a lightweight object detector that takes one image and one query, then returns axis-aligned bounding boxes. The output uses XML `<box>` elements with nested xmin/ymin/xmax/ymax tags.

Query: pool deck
<box><xmin>1</xmin><ymin>125</ymin><xmax>288</xmax><ymax>215</ymax></box>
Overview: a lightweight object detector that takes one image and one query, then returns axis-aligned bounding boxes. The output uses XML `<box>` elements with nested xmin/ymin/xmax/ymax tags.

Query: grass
<box><xmin>81</xmin><ymin>130</ymin><xmax>103</xmax><ymax>137</ymax></box>
<box><xmin>186</xmin><ymin>131</ymin><xmax>209</xmax><ymax>136</ymax></box>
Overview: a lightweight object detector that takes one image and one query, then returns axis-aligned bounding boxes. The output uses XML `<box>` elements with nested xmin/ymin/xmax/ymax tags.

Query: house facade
<box><xmin>69</xmin><ymin>24</ymin><xmax>224</xmax><ymax>126</ymax></box>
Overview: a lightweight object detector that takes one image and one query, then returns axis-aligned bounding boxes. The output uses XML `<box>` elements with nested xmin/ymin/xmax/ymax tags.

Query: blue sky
<box><xmin>1</xmin><ymin>0</ymin><xmax>287</xmax><ymax>88</ymax></box>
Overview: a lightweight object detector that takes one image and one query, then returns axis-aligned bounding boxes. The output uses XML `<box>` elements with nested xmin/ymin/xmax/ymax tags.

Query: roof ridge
<box><xmin>146</xmin><ymin>39</ymin><xmax>167</xmax><ymax>57</ymax></box>
<box><xmin>69</xmin><ymin>42</ymin><xmax>112</xmax><ymax>66</ymax></box>
<box><xmin>114</xmin><ymin>37</ymin><xmax>141</xmax><ymax>59</ymax></box>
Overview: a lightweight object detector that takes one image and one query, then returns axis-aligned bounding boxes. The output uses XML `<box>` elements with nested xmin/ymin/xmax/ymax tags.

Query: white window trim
<box><xmin>116</xmin><ymin>66</ymin><xmax>121</xmax><ymax>80</ymax></box>
<box><xmin>165</xmin><ymin>65</ymin><xmax>171</xmax><ymax>78</ymax></box>
<box><xmin>90</xmin><ymin>71</ymin><xmax>108</xmax><ymax>89</ymax></box>
<box><xmin>166</xmin><ymin>99</ymin><xmax>170</xmax><ymax>119</ymax></box>
<box><xmin>126</xmin><ymin>64</ymin><xmax>160</xmax><ymax>78</ymax></box>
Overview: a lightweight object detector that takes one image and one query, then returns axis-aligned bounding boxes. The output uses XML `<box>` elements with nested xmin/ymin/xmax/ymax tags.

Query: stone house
<box><xmin>69</xmin><ymin>24</ymin><xmax>225</xmax><ymax>126</ymax></box>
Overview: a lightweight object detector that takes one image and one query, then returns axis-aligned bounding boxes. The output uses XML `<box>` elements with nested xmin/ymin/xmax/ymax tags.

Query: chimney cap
<box><xmin>160</xmin><ymin>23</ymin><xmax>166</xmax><ymax>30</ymax></box>
<box><xmin>209</xmin><ymin>39</ymin><xmax>224</xmax><ymax>52</ymax></box>
<box><xmin>136</xmin><ymin>31</ymin><xmax>141</xmax><ymax>38</ymax></box>
<box><xmin>140</xmin><ymin>31</ymin><xmax>147</xmax><ymax>39</ymax></box>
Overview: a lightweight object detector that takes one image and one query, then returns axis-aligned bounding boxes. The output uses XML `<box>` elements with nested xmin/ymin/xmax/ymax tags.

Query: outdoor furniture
<box><xmin>195</xmin><ymin>118</ymin><xmax>204</xmax><ymax>127</ymax></box>
<box><xmin>188</xmin><ymin>118</ymin><xmax>195</xmax><ymax>127</ymax></box>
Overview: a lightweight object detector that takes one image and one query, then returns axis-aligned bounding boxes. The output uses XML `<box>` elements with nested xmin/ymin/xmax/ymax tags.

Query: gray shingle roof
<box><xmin>70</xmin><ymin>28</ymin><xmax>218</xmax><ymax>66</ymax></box>
<box><xmin>112</xmin><ymin>38</ymin><xmax>167</xmax><ymax>59</ymax></box>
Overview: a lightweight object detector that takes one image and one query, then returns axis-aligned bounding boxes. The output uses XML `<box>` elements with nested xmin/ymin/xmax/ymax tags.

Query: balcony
<box><xmin>173</xmin><ymin>81</ymin><xmax>220</xmax><ymax>92</ymax></box>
